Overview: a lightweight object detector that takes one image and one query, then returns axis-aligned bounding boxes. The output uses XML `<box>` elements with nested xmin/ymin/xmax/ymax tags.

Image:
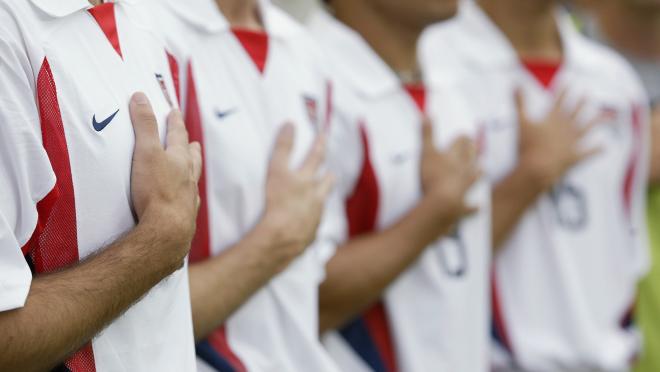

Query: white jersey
<box><xmin>307</xmin><ymin>8</ymin><xmax>492</xmax><ymax>372</ymax></box>
<box><xmin>420</xmin><ymin>2</ymin><xmax>650</xmax><ymax>371</ymax></box>
<box><xmin>0</xmin><ymin>0</ymin><xmax>196</xmax><ymax>371</ymax></box>
<box><xmin>150</xmin><ymin>1</ymin><xmax>339</xmax><ymax>371</ymax></box>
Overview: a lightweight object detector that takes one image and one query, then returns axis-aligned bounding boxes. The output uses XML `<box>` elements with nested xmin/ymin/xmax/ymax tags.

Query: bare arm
<box><xmin>492</xmin><ymin>90</ymin><xmax>602</xmax><ymax>249</ymax></box>
<box><xmin>189</xmin><ymin>124</ymin><xmax>334</xmax><ymax>340</ymax></box>
<box><xmin>647</xmin><ymin>106</ymin><xmax>660</xmax><ymax>185</ymax></box>
<box><xmin>0</xmin><ymin>93</ymin><xmax>202</xmax><ymax>372</ymax></box>
<box><xmin>319</xmin><ymin>119</ymin><xmax>479</xmax><ymax>333</ymax></box>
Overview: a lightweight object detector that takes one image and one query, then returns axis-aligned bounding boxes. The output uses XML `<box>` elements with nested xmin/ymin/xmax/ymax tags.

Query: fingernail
<box><xmin>133</xmin><ymin>92</ymin><xmax>149</xmax><ymax>105</ymax></box>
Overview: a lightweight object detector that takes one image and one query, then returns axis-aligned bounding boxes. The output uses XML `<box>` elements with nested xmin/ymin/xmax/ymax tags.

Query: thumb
<box><xmin>270</xmin><ymin>123</ymin><xmax>295</xmax><ymax>171</ymax></box>
<box><xmin>130</xmin><ymin>92</ymin><xmax>161</xmax><ymax>153</ymax></box>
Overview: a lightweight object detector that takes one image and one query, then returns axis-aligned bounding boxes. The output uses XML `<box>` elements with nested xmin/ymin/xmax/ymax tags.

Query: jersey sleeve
<box><xmin>0</xmin><ymin>17</ymin><xmax>56</xmax><ymax>312</ymax></box>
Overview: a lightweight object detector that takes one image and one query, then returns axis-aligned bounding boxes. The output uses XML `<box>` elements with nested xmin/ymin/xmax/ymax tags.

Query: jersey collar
<box><xmin>456</xmin><ymin>0</ymin><xmax>593</xmax><ymax>73</ymax></box>
<box><xmin>30</xmin><ymin>0</ymin><xmax>136</xmax><ymax>18</ymax></box>
<box><xmin>164</xmin><ymin>0</ymin><xmax>296</xmax><ymax>39</ymax></box>
<box><xmin>308</xmin><ymin>8</ymin><xmax>401</xmax><ymax>99</ymax></box>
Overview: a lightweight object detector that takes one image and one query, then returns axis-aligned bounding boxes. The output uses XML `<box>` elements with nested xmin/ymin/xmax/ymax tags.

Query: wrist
<box><xmin>136</xmin><ymin>206</ymin><xmax>190</xmax><ymax>269</ymax></box>
<box><xmin>252</xmin><ymin>214</ymin><xmax>300</xmax><ymax>271</ymax></box>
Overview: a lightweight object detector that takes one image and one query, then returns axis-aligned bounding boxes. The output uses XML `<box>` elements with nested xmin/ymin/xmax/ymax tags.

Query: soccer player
<box><xmin>0</xmin><ymin>0</ymin><xmax>202</xmax><ymax>371</ymax></box>
<box><xmin>572</xmin><ymin>1</ymin><xmax>660</xmax><ymax>371</ymax></box>
<box><xmin>421</xmin><ymin>1</ymin><xmax>651</xmax><ymax>371</ymax></box>
<box><xmin>302</xmin><ymin>1</ymin><xmax>489</xmax><ymax>371</ymax></box>
<box><xmin>149</xmin><ymin>0</ymin><xmax>337</xmax><ymax>371</ymax></box>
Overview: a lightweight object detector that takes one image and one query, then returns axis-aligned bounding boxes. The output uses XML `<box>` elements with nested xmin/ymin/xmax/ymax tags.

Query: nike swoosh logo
<box><xmin>216</xmin><ymin>108</ymin><xmax>237</xmax><ymax>120</ymax></box>
<box><xmin>92</xmin><ymin>109</ymin><xmax>120</xmax><ymax>132</ymax></box>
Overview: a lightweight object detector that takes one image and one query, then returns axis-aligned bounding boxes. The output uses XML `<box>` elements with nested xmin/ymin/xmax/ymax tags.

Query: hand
<box><xmin>260</xmin><ymin>123</ymin><xmax>335</xmax><ymax>270</ymax></box>
<box><xmin>515</xmin><ymin>88</ymin><xmax>602</xmax><ymax>191</ymax></box>
<box><xmin>129</xmin><ymin>92</ymin><xmax>202</xmax><ymax>263</ymax></box>
<box><xmin>420</xmin><ymin>117</ymin><xmax>480</xmax><ymax>223</ymax></box>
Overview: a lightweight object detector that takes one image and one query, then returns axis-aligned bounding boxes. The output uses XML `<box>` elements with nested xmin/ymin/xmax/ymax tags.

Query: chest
<box><xmin>192</xmin><ymin>36</ymin><xmax>325</xmax><ymax>186</ymax></box>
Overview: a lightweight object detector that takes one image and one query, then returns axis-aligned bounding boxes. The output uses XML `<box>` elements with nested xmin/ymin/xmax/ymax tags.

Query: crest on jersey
<box><xmin>155</xmin><ymin>73</ymin><xmax>174</xmax><ymax>108</ymax></box>
<box><xmin>303</xmin><ymin>95</ymin><xmax>319</xmax><ymax>128</ymax></box>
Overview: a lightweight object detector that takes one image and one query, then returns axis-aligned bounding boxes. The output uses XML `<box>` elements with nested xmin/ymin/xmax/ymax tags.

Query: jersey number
<box><xmin>549</xmin><ymin>181</ymin><xmax>588</xmax><ymax>230</ymax></box>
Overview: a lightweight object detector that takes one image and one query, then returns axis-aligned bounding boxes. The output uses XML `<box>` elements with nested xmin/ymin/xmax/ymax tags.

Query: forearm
<box><xmin>0</xmin><ymin>220</ymin><xmax>180</xmax><ymax>372</ymax></box>
<box><xmin>189</xmin><ymin>222</ymin><xmax>289</xmax><ymax>341</ymax></box>
<box><xmin>492</xmin><ymin>165</ymin><xmax>546</xmax><ymax>250</ymax></box>
<box><xmin>319</xmin><ymin>197</ymin><xmax>456</xmax><ymax>333</ymax></box>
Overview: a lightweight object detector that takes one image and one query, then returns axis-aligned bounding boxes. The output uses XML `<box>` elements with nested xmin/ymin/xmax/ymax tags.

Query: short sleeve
<box><xmin>0</xmin><ymin>17</ymin><xmax>56</xmax><ymax>311</ymax></box>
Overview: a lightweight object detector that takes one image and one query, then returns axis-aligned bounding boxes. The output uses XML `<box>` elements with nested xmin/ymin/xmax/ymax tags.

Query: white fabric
<box><xmin>0</xmin><ymin>0</ymin><xmax>196</xmax><ymax>370</ymax></box>
<box><xmin>152</xmin><ymin>0</ymin><xmax>340</xmax><ymax>371</ymax></box>
<box><xmin>309</xmin><ymin>8</ymin><xmax>492</xmax><ymax>372</ymax></box>
<box><xmin>420</xmin><ymin>2</ymin><xmax>651</xmax><ymax>371</ymax></box>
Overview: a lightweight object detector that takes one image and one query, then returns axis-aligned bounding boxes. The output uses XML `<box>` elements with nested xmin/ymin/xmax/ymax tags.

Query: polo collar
<box><xmin>164</xmin><ymin>0</ymin><xmax>296</xmax><ymax>39</ymax></box>
<box><xmin>457</xmin><ymin>0</ymin><xmax>593</xmax><ymax>72</ymax></box>
<box><xmin>308</xmin><ymin>8</ymin><xmax>401</xmax><ymax>99</ymax></box>
<box><xmin>30</xmin><ymin>0</ymin><xmax>136</xmax><ymax>18</ymax></box>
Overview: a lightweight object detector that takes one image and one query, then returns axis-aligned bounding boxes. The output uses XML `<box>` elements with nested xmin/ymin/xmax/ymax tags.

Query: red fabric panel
<box><xmin>522</xmin><ymin>60</ymin><xmax>561</xmax><ymax>89</ymax></box>
<box><xmin>36</xmin><ymin>58</ymin><xmax>96</xmax><ymax>371</ymax></box>
<box><xmin>88</xmin><ymin>3</ymin><xmax>123</xmax><ymax>59</ymax></box>
<box><xmin>232</xmin><ymin>28</ymin><xmax>269</xmax><ymax>74</ymax></box>
<box><xmin>184</xmin><ymin>62</ymin><xmax>211</xmax><ymax>264</ymax></box>
<box><xmin>166</xmin><ymin>51</ymin><xmax>181</xmax><ymax>105</ymax></box>
<box><xmin>346</xmin><ymin>124</ymin><xmax>380</xmax><ymax>237</ymax></box>
<box><xmin>345</xmin><ymin>125</ymin><xmax>398</xmax><ymax>370</ymax></box>
<box><xmin>208</xmin><ymin>326</ymin><xmax>248</xmax><ymax>372</ymax></box>
<box><xmin>404</xmin><ymin>84</ymin><xmax>427</xmax><ymax>114</ymax></box>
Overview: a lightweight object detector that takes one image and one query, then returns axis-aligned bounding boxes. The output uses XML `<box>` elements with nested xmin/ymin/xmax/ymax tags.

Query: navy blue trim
<box><xmin>491</xmin><ymin>319</ymin><xmax>512</xmax><ymax>354</ymax></box>
<box><xmin>196</xmin><ymin>340</ymin><xmax>236</xmax><ymax>372</ymax></box>
<box><xmin>339</xmin><ymin>317</ymin><xmax>386</xmax><ymax>372</ymax></box>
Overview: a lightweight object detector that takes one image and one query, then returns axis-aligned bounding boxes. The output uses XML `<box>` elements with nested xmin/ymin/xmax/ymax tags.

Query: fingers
<box><xmin>450</xmin><ymin>136</ymin><xmax>477</xmax><ymax>163</ymax></box>
<box><xmin>551</xmin><ymin>86</ymin><xmax>569</xmax><ymax>114</ymax></box>
<box><xmin>130</xmin><ymin>92</ymin><xmax>161</xmax><ymax>151</ymax></box>
<box><xmin>270</xmin><ymin>123</ymin><xmax>295</xmax><ymax>171</ymax></box>
<box><xmin>166</xmin><ymin>109</ymin><xmax>190</xmax><ymax>149</ymax></box>
<box><xmin>300</xmin><ymin>134</ymin><xmax>327</xmax><ymax>176</ymax></box>
<box><xmin>568</xmin><ymin>96</ymin><xmax>587</xmax><ymax>121</ymax></box>
<box><xmin>573</xmin><ymin>145</ymin><xmax>603</xmax><ymax>165</ymax></box>
<box><xmin>189</xmin><ymin>142</ymin><xmax>203</xmax><ymax>182</ymax></box>
<box><xmin>316</xmin><ymin>173</ymin><xmax>336</xmax><ymax>200</ymax></box>
<box><xmin>577</xmin><ymin>112</ymin><xmax>608</xmax><ymax>138</ymax></box>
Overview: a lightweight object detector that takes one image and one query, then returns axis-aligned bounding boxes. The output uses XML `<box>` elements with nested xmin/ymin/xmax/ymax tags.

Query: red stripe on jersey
<box><xmin>167</xmin><ymin>52</ymin><xmax>181</xmax><ymax>105</ymax></box>
<box><xmin>404</xmin><ymin>84</ymin><xmax>427</xmax><ymax>114</ymax></box>
<box><xmin>36</xmin><ymin>58</ymin><xmax>96</xmax><ymax>371</ymax></box>
<box><xmin>522</xmin><ymin>60</ymin><xmax>561</xmax><ymax>89</ymax></box>
<box><xmin>345</xmin><ymin>125</ymin><xmax>398</xmax><ymax>371</ymax></box>
<box><xmin>21</xmin><ymin>187</ymin><xmax>59</xmax><ymax>256</ymax></box>
<box><xmin>88</xmin><ymin>3</ymin><xmax>123</xmax><ymax>59</ymax></box>
<box><xmin>184</xmin><ymin>62</ymin><xmax>211</xmax><ymax>263</ymax></box>
<box><xmin>232</xmin><ymin>28</ymin><xmax>269</xmax><ymax>74</ymax></box>
<box><xmin>623</xmin><ymin>104</ymin><xmax>643</xmax><ymax>219</ymax></box>
<box><xmin>208</xmin><ymin>326</ymin><xmax>248</xmax><ymax>372</ymax></box>
<box><xmin>346</xmin><ymin>124</ymin><xmax>380</xmax><ymax>236</ymax></box>
<box><xmin>491</xmin><ymin>270</ymin><xmax>514</xmax><ymax>354</ymax></box>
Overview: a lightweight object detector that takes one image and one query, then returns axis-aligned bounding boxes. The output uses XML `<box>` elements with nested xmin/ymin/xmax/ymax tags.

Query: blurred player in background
<box><xmin>571</xmin><ymin>1</ymin><xmax>660</xmax><ymax>370</ymax></box>
<box><xmin>299</xmin><ymin>1</ymin><xmax>490</xmax><ymax>371</ymax></box>
<box><xmin>149</xmin><ymin>0</ymin><xmax>339</xmax><ymax>371</ymax></box>
<box><xmin>421</xmin><ymin>0</ymin><xmax>651</xmax><ymax>371</ymax></box>
<box><xmin>0</xmin><ymin>0</ymin><xmax>202</xmax><ymax>370</ymax></box>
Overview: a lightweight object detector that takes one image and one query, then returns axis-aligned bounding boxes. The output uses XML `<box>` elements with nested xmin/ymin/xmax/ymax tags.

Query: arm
<box><xmin>647</xmin><ymin>105</ymin><xmax>660</xmax><ymax>185</ymax></box>
<box><xmin>189</xmin><ymin>124</ymin><xmax>334</xmax><ymax>341</ymax></box>
<box><xmin>0</xmin><ymin>94</ymin><xmax>202</xmax><ymax>371</ymax></box>
<box><xmin>319</xmin><ymin>119</ymin><xmax>479</xmax><ymax>333</ymax></box>
<box><xmin>491</xmin><ymin>90</ymin><xmax>602</xmax><ymax>249</ymax></box>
